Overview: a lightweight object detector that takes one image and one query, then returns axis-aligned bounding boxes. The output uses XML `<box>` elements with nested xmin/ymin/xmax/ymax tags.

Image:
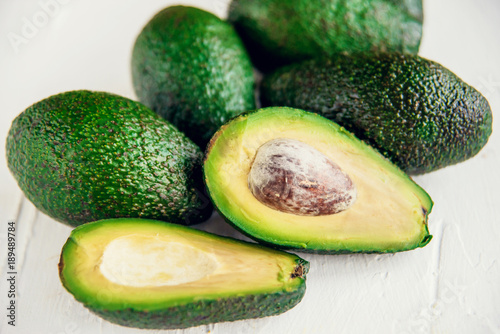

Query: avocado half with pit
<box><xmin>204</xmin><ymin>107</ymin><xmax>433</xmax><ymax>253</ymax></box>
<box><xmin>58</xmin><ymin>218</ymin><xmax>308</xmax><ymax>329</ymax></box>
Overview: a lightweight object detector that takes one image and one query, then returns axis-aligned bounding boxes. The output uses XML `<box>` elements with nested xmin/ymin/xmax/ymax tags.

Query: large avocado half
<box><xmin>204</xmin><ymin>107</ymin><xmax>432</xmax><ymax>253</ymax></box>
<box><xmin>59</xmin><ymin>218</ymin><xmax>308</xmax><ymax>329</ymax></box>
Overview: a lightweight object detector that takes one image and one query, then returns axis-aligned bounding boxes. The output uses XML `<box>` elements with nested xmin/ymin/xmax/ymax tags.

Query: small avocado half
<box><xmin>58</xmin><ymin>218</ymin><xmax>308</xmax><ymax>329</ymax></box>
<box><xmin>204</xmin><ymin>107</ymin><xmax>433</xmax><ymax>253</ymax></box>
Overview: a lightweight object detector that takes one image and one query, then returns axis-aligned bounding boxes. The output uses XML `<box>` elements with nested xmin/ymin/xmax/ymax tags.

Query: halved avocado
<box><xmin>204</xmin><ymin>107</ymin><xmax>432</xmax><ymax>253</ymax></box>
<box><xmin>58</xmin><ymin>218</ymin><xmax>308</xmax><ymax>329</ymax></box>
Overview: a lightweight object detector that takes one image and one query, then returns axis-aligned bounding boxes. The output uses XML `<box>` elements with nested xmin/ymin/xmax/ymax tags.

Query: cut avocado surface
<box><xmin>204</xmin><ymin>107</ymin><xmax>432</xmax><ymax>253</ymax></box>
<box><xmin>59</xmin><ymin>218</ymin><xmax>308</xmax><ymax>329</ymax></box>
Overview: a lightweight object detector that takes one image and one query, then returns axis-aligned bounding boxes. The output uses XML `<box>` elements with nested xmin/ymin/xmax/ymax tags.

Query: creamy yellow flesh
<box><xmin>99</xmin><ymin>235</ymin><xmax>219</xmax><ymax>287</ymax></box>
<box><xmin>67</xmin><ymin>222</ymin><xmax>300</xmax><ymax>305</ymax></box>
<box><xmin>206</xmin><ymin>111</ymin><xmax>430</xmax><ymax>250</ymax></box>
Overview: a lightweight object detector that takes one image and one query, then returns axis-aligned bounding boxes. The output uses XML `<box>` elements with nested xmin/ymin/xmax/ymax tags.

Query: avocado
<box><xmin>261</xmin><ymin>54</ymin><xmax>493</xmax><ymax>174</ymax></box>
<box><xmin>132</xmin><ymin>6</ymin><xmax>256</xmax><ymax>148</ymax></box>
<box><xmin>6</xmin><ymin>90</ymin><xmax>212</xmax><ymax>227</ymax></box>
<box><xmin>58</xmin><ymin>218</ymin><xmax>308</xmax><ymax>329</ymax></box>
<box><xmin>228</xmin><ymin>0</ymin><xmax>422</xmax><ymax>71</ymax></box>
<box><xmin>204</xmin><ymin>107</ymin><xmax>432</xmax><ymax>254</ymax></box>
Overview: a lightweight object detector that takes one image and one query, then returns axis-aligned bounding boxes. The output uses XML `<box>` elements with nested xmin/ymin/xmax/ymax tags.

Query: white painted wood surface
<box><xmin>1</xmin><ymin>0</ymin><xmax>499</xmax><ymax>333</ymax></box>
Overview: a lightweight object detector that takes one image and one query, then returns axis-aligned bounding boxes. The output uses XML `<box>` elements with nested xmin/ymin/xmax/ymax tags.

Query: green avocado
<box><xmin>204</xmin><ymin>107</ymin><xmax>432</xmax><ymax>254</ymax></box>
<box><xmin>6</xmin><ymin>90</ymin><xmax>212</xmax><ymax>227</ymax></box>
<box><xmin>261</xmin><ymin>54</ymin><xmax>493</xmax><ymax>174</ymax></box>
<box><xmin>58</xmin><ymin>218</ymin><xmax>308</xmax><ymax>329</ymax></box>
<box><xmin>132</xmin><ymin>6</ymin><xmax>256</xmax><ymax>148</ymax></box>
<box><xmin>228</xmin><ymin>0</ymin><xmax>422</xmax><ymax>71</ymax></box>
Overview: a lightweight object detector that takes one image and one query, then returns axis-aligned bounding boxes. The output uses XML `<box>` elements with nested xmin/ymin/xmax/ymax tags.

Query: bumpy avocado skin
<box><xmin>261</xmin><ymin>54</ymin><xmax>493</xmax><ymax>174</ymax></box>
<box><xmin>132</xmin><ymin>6</ymin><xmax>255</xmax><ymax>148</ymax></box>
<box><xmin>6</xmin><ymin>90</ymin><xmax>212</xmax><ymax>227</ymax></box>
<box><xmin>86</xmin><ymin>282</ymin><xmax>306</xmax><ymax>329</ymax></box>
<box><xmin>228</xmin><ymin>0</ymin><xmax>422</xmax><ymax>71</ymax></box>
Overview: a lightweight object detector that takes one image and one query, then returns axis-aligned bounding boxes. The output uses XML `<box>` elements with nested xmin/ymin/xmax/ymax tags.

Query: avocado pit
<box><xmin>99</xmin><ymin>235</ymin><xmax>218</xmax><ymax>287</ymax></box>
<box><xmin>248</xmin><ymin>138</ymin><xmax>357</xmax><ymax>216</ymax></box>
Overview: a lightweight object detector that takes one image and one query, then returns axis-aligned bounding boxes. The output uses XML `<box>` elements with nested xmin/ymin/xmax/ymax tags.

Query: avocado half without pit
<box><xmin>204</xmin><ymin>107</ymin><xmax>433</xmax><ymax>253</ymax></box>
<box><xmin>59</xmin><ymin>218</ymin><xmax>308</xmax><ymax>329</ymax></box>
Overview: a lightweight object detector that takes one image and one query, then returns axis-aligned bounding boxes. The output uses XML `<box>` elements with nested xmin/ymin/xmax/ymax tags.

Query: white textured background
<box><xmin>0</xmin><ymin>0</ymin><xmax>499</xmax><ymax>333</ymax></box>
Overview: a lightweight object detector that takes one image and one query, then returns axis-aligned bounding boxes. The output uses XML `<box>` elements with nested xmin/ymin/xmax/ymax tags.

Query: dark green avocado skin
<box><xmin>6</xmin><ymin>90</ymin><xmax>212</xmax><ymax>227</ymax></box>
<box><xmin>132</xmin><ymin>6</ymin><xmax>255</xmax><ymax>148</ymax></box>
<box><xmin>84</xmin><ymin>260</ymin><xmax>308</xmax><ymax>329</ymax></box>
<box><xmin>228</xmin><ymin>0</ymin><xmax>422</xmax><ymax>71</ymax></box>
<box><xmin>261</xmin><ymin>54</ymin><xmax>493</xmax><ymax>174</ymax></box>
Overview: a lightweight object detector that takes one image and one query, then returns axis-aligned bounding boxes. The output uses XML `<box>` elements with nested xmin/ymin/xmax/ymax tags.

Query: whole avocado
<box><xmin>228</xmin><ymin>0</ymin><xmax>422</xmax><ymax>71</ymax></box>
<box><xmin>132</xmin><ymin>6</ymin><xmax>255</xmax><ymax>148</ymax></box>
<box><xmin>6</xmin><ymin>90</ymin><xmax>212</xmax><ymax>227</ymax></box>
<box><xmin>261</xmin><ymin>54</ymin><xmax>493</xmax><ymax>174</ymax></box>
